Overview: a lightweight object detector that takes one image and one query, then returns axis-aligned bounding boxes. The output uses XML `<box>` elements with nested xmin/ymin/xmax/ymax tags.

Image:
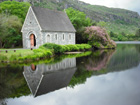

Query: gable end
<box><xmin>21</xmin><ymin>6</ymin><xmax>42</xmax><ymax>32</ymax></box>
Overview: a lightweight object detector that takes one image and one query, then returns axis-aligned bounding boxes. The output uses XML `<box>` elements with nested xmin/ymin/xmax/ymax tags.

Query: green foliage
<box><xmin>135</xmin><ymin>29</ymin><xmax>140</xmax><ymax>37</ymax></box>
<box><xmin>110</xmin><ymin>31</ymin><xmax>116</xmax><ymax>37</ymax></box>
<box><xmin>0</xmin><ymin>1</ymin><xmax>30</xmax><ymax>22</ymax></box>
<box><xmin>85</xmin><ymin>26</ymin><xmax>116</xmax><ymax>49</ymax></box>
<box><xmin>76</xmin><ymin>27</ymin><xmax>88</xmax><ymax>43</ymax></box>
<box><xmin>0</xmin><ymin>14</ymin><xmax>22</xmax><ymax>48</ymax></box>
<box><xmin>42</xmin><ymin>43</ymin><xmax>65</xmax><ymax>53</ymax></box>
<box><xmin>0</xmin><ymin>43</ymin><xmax>92</xmax><ymax>63</ymax></box>
<box><xmin>97</xmin><ymin>21</ymin><xmax>106</xmax><ymax>27</ymax></box>
<box><xmin>65</xmin><ymin>8</ymin><xmax>93</xmax><ymax>44</ymax></box>
<box><xmin>117</xmin><ymin>34</ymin><xmax>123</xmax><ymax>41</ymax></box>
<box><xmin>65</xmin><ymin>44</ymin><xmax>79</xmax><ymax>51</ymax></box>
<box><xmin>42</xmin><ymin>43</ymin><xmax>92</xmax><ymax>53</ymax></box>
<box><xmin>66</xmin><ymin>8</ymin><xmax>92</xmax><ymax>30</ymax></box>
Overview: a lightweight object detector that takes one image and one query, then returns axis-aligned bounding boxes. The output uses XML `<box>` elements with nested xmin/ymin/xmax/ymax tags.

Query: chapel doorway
<box><xmin>30</xmin><ymin>34</ymin><xmax>36</xmax><ymax>47</ymax></box>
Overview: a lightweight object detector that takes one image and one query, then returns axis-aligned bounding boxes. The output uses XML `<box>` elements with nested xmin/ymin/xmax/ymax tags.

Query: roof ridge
<box><xmin>31</xmin><ymin>6</ymin><xmax>76</xmax><ymax>32</ymax></box>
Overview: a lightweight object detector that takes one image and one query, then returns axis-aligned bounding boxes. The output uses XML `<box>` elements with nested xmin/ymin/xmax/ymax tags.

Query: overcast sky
<box><xmin>79</xmin><ymin>0</ymin><xmax>140</xmax><ymax>15</ymax></box>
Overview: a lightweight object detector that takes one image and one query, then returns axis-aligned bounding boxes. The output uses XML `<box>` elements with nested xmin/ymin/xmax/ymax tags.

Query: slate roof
<box><xmin>31</xmin><ymin>6</ymin><xmax>76</xmax><ymax>32</ymax></box>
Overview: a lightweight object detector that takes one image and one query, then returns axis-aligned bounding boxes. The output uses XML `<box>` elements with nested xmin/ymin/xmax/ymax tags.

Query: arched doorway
<box><xmin>30</xmin><ymin>34</ymin><xmax>36</xmax><ymax>47</ymax></box>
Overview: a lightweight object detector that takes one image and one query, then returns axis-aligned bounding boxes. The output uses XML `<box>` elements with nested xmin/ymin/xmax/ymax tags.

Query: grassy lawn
<box><xmin>0</xmin><ymin>43</ymin><xmax>92</xmax><ymax>63</ymax></box>
<box><xmin>0</xmin><ymin>49</ymin><xmax>34</xmax><ymax>59</ymax></box>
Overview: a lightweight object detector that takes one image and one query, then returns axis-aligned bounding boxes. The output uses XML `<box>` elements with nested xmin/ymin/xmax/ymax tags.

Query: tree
<box><xmin>97</xmin><ymin>21</ymin><xmax>106</xmax><ymax>27</ymax></box>
<box><xmin>66</xmin><ymin>8</ymin><xmax>92</xmax><ymax>43</ymax></box>
<box><xmin>135</xmin><ymin>29</ymin><xmax>140</xmax><ymax>37</ymax></box>
<box><xmin>110</xmin><ymin>31</ymin><xmax>115</xmax><ymax>37</ymax></box>
<box><xmin>85</xmin><ymin>26</ymin><xmax>116</xmax><ymax>49</ymax></box>
<box><xmin>0</xmin><ymin>1</ymin><xmax>30</xmax><ymax>22</ymax></box>
<box><xmin>0</xmin><ymin>14</ymin><xmax>22</xmax><ymax>48</ymax></box>
<box><xmin>66</xmin><ymin>8</ymin><xmax>92</xmax><ymax>30</ymax></box>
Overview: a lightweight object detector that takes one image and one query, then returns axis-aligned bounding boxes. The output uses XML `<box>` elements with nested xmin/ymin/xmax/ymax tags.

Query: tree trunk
<box><xmin>0</xmin><ymin>39</ymin><xmax>2</xmax><ymax>48</ymax></box>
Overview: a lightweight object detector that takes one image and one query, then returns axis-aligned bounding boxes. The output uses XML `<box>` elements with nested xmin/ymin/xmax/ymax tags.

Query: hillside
<box><xmin>1</xmin><ymin>0</ymin><xmax>140</xmax><ymax>35</ymax></box>
<box><xmin>66</xmin><ymin>0</ymin><xmax>140</xmax><ymax>35</ymax></box>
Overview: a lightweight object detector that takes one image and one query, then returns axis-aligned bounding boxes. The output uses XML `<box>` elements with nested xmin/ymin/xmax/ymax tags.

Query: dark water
<box><xmin>0</xmin><ymin>43</ymin><xmax>140</xmax><ymax>105</ymax></box>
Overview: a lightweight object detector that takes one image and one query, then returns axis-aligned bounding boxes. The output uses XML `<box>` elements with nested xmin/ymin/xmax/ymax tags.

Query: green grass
<box><xmin>0</xmin><ymin>43</ymin><xmax>92</xmax><ymax>63</ymax></box>
<box><xmin>0</xmin><ymin>49</ymin><xmax>34</xmax><ymax>59</ymax></box>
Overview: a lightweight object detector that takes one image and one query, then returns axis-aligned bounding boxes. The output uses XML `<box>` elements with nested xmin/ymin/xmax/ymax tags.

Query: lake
<box><xmin>0</xmin><ymin>42</ymin><xmax>140</xmax><ymax>105</ymax></box>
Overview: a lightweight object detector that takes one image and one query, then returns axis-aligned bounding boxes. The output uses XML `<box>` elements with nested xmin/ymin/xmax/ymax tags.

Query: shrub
<box><xmin>76</xmin><ymin>44</ymin><xmax>85</xmax><ymax>50</ymax></box>
<box><xmin>65</xmin><ymin>45</ymin><xmax>79</xmax><ymax>51</ymax></box>
<box><xmin>0</xmin><ymin>55</ymin><xmax>7</xmax><ymax>61</ymax></box>
<box><xmin>122</xmin><ymin>37</ymin><xmax>128</xmax><ymax>41</ymax></box>
<box><xmin>62</xmin><ymin>45</ymin><xmax>70</xmax><ymax>52</ymax></box>
<box><xmin>85</xmin><ymin>26</ymin><xmax>116</xmax><ymax>49</ymax></box>
<box><xmin>42</xmin><ymin>43</ymin><xmax>65</xmax><ymax>54</ymax></box>
<box><xmin>81</xmin><ymin>44</ymin><xmax>92</xmax><ymax>49</ymax></box>
<box><xmin>111</xmin><ymin>37</ymin><xmax>118</xmax><ymax>41</ymax></box>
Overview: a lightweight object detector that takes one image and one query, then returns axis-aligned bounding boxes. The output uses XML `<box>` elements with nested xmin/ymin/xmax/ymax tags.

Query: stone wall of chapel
<box><xmin>22</xmin><ymin>8</ymin><xmax>42</xmax><ymax>48</ymax></box>
<box><xmin>42</xmin><ymin>32</ymin><xmax>75</xmax><ymax>45</ymax></box>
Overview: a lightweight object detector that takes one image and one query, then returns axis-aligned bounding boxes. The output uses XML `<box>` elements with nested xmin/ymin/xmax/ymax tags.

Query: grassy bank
<box><xmin>0</xmin><ymin>43</ymin><xmax>92</xmax><ymax>63</ymax></box>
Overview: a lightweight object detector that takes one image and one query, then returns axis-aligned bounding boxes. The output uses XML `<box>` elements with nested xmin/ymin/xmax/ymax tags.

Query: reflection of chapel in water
<box><xmin>23</xmin><ymin>58</ymin><xmax>76</xmax><ymax>97</ymax></box>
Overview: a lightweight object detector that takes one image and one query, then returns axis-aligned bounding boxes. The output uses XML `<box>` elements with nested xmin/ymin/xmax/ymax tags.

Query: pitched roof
<box><xmin>31</xmin><ymin>6</ymin><xmax>76</xmax><ymax>32</ymax></box>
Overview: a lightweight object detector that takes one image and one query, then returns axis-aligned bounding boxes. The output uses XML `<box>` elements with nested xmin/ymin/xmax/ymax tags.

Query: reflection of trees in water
<box><xmin>1</xmin><ymin>44</ymin><xmax>140</xmax><ymax>99</ymax></box>
<box><xmin>85</xmin><ymin>50</ymin><xmax>115</xmax><ymax>71</ymax></box>
<box><xmin>69</xmin><ymin>50</ymin><xmax>115</xmax><ymax>87</ymax></box>
<box><xmin>108</xmin><ymin>44</ymin><xmax>140</xmax><ymax>71</ymax></box>
<box><xmin>135</xmin><ymin>44</ymin><xmax>140</xmax><ymax>54</ymax></box>
<box><xmin>0</xmin><ymin>66</ymin><xmax>30</xmax><ymax>100</ymax></box>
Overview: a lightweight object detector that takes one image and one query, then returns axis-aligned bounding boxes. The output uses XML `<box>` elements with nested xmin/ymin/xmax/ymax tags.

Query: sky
<box><xmin>79</xmin><ymin>0</ymin><xmax>140</xmax><ymax>15</ymax></box>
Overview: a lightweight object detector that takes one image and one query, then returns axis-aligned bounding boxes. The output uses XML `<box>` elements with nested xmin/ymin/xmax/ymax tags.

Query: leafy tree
<box><xmin>97</xmin><ymin>21</ymin><xmax>106</xmax><ymax>27</ymax></box>
<box><xmin>85</xmin><ymin>26</ymin><xmax>116</xmax><ymax>49</ymax></box>
<box><xmin>135</xmin><ymin>29</ymin><xmax>140</xmax><ymax>37</ymax></box>
<box><xmin>0</xmin><ymin>1</ymin><xmax>30</xmax><ymax>22</ymax></box>
<box><xmin>117</xmin><ymin>34</ymin><xmax>123</xmax><ymax>41</ymax></box>
<box><xmin>110</xmin><ymin>31</ymin><xmax>115</xmax><ymax>37</ymax></box>
<box><xmin>0</xmin><ymin>14</ymin><xmax>22</xmax><ymax>48</ymax></box>
<box><xmin>66</xmin><ymin>8</ymin><xmax>92</xmax><ymax>43</ymax></box>
<box><xmin>66</xmin><ymin>8</ymin><xmax>92</xmax><ymax>30</ymax></box>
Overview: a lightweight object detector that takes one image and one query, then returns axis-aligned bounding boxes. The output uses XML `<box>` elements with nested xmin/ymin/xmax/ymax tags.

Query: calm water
<box><xmin>0</xmin><ymin>43</ymin><xmax>140</xmax><ymax>105</ymax></box>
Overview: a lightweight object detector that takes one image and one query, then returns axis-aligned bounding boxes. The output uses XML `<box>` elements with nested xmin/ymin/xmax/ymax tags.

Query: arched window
<box><xmin>47</xmin><ymin>35</ymin><xmax>50</xmax><ymax>43</ymax></box>
<box><xmin>48</xmin><ymin>65</ymin><xmax>51</xmax><ymax>70</ymax></box>
<box><xmin>69</xmin><ymin>34</ymin><xmax>71</xmax><ymax>40</ymax></box>
<box><xmin>63</xmin><ymin>34</ymin><xmax>65</xmax><ymax>40</ymax></box>
<box><xmin>55</xmin><ymin>34</ymin><xmax>57</xmax><ymax>40</ymax></box>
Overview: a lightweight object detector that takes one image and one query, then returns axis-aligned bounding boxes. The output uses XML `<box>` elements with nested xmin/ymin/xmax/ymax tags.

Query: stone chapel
<box><xmin>21</xmin><ymin>6</ymin><xmax>76</xmax><ymax>48</ymax></box>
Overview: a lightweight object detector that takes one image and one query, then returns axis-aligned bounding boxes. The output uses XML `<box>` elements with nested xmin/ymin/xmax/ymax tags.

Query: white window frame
<box><xmin>55</xmin><ymin>34</ymin><xmax>57</xmax><ymax>40</ymax></box>
<box><xmin>69</xmin><ymin>34</ymin><xmax>71</xmax><ymax>40</ymax></box>
<box><xmin>63</xmin><ymin>34</ymin><xmax>65</xmax><ymax>40</ymax></box>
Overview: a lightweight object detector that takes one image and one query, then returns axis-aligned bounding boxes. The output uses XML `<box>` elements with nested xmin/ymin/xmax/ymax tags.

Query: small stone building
<box><xmin>21</xmin><ymin>6</ymin><xmax>76</xmax><ymax>48</ymax></box>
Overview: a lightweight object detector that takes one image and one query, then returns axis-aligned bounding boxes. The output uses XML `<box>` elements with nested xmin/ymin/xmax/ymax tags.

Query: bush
<box><xmin>66</xmin><ymin>45</ymin><xmax>79</xmax><ymax>51</ymax></box>
<box><xmin>85</xmin><ymin>26</ymin><xmax>116</xmax><ymax>49</ymax></box>
<box><xmin>42</xmin><ymin>43</ymin><xmax>65</xmax><ymax>54</ymax></box>
<box><xmin>111</xmin><ymin>37</ymin><xmax>118</xmax><ymax>41</ymax></box>
<box><xmin>122</xmin><ymin>37</ymin><xmax>128</xmax><ymax>41</ymax></box>
<box><xmin>0</xmin><ymin>43</ymin><xmax>92</xmax><ymax>63</ymax></box>
<box><xmin>42</xmin><ymin>43</ymin><xmax>91</xmax><ymax>53</ymax></box>
<box><xmin>80</xmin><ymin>44</ymin><xmax>92</xmax><ymax>50</ymax></box>
<box><xmin>0</xmin><ymin>55</ymin><xmax>7</xmax><ymax>61</ymax></box>
<box><xmin>117</xmin><ymin>35</ymin><xmax>123</xmax><ymax>41</ymax></box>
